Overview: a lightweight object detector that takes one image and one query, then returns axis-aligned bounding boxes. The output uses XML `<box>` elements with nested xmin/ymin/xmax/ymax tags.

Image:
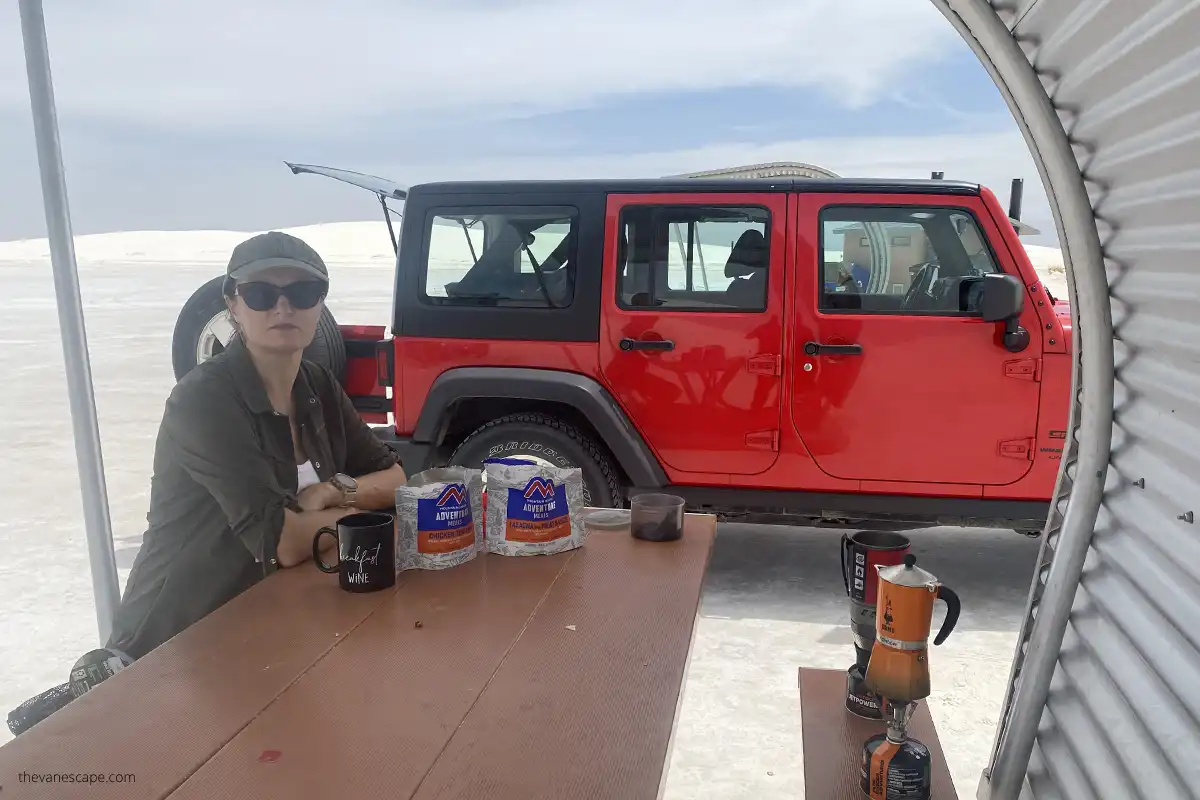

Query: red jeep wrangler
<box><xmin>172</xmin><ymin>164</ymin><xmax>1070</xmax><ymax>534</ymax></box>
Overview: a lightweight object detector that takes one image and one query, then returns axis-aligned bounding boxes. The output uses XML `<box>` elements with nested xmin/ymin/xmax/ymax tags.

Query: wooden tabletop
<box><xmin>0</xmin><ymin>513</ymin><xmax>716</xmax><ymax>800</ymax></box>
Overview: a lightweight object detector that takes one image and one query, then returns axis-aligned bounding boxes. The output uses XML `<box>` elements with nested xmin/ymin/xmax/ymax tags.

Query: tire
<box><xmin>170</xmin><ymin>275</ymin><xmax>346</xmax><ymax>382</ymax></box>
<box><xmin>448</xmin><ymin>412</ymin><xmax>624</xmax><ymax>508</ymax></box>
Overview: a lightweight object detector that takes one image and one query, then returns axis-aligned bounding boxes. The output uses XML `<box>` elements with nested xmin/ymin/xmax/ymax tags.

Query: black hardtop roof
<box><xmin>407</xmin><ymin>177</ymin><xmax>982</xmax><ymax>197</ymax></box>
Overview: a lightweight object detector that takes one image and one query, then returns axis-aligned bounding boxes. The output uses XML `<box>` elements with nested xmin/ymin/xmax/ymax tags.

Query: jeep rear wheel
<box><xmin>170</xmin><ymin>275</ymin><xmax>346</xmax><ymax>382</ymax></box>
<box><xmin>448</xmin><ymin>413</ymin><xmax>623</xmax><ymax>508</ymax></box>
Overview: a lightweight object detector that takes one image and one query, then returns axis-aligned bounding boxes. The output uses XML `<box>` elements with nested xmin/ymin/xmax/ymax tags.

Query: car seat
<box><xmin>724</xmin><ymin>229</ymin><xmax>768</xmax><ymax>308</ymax></box>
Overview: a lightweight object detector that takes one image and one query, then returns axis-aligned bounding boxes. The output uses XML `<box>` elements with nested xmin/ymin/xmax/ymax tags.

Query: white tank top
<box><xmin>297</xmin><ymin>460</ymin><xmax>320</xmax><ymax>492</ymax></box>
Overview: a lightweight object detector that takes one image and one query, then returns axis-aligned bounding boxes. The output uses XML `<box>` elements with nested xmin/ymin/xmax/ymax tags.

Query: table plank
<box><xmin>0</xmin><ymin>565</ymin><xmax>393</xmax><ymax>800</ymax></box>
<box><xmin>798</xmin><ymin>667</ymin><xmax>958</xmax><ymax>799</ymax></box>
<box><xmin>165</xmin><ymin>550</ymin><xmax>574</xmax><ymax>800</ymax></box>
<box><xmin>411</xmin><ymin>515</ymin><xmax>716</xmax><ymax>800</ymax></box>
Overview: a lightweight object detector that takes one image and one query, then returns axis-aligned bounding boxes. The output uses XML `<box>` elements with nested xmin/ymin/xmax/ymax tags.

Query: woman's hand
<box><xmin>296</xmin><ymin>481</ymin><xmax>344</xmax><ymax>512</ymax></box>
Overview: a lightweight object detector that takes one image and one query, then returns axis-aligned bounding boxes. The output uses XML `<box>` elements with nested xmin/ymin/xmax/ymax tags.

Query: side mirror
<box><xmin>978</xmin><ymin>273</ymin><xmax>1030</xmax><ymax>353</ymax></box>
<box><xmin>979</xmin><ymin>273</ymin><xmax>1024</xmax><ymax>321</ymax></box>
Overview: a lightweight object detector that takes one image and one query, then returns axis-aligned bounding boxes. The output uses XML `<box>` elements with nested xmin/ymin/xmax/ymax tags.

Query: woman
<box><xmin>105</xmin><ymin>231</ymin><xmax>407</xmax><ymax>661</ymax></box>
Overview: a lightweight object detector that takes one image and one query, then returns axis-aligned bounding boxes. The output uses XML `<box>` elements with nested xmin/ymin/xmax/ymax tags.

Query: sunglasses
<box><xmin>235</xmin><ymin>280</ymin><xmax>328</xmax><ymax>311</ymax></box>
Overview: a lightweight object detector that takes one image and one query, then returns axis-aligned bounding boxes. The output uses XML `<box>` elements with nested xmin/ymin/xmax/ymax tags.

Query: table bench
<box><xmin>0</xmin><ymin>513</ymin><xmax>716</xmax><ymax>800</ymax></box>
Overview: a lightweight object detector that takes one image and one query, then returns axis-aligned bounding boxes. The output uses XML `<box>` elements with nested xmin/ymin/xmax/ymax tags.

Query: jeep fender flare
<box><xmin>412</xmin><ymin>367</ymin><xmax>668</xmax><ymax>488</ymax></box>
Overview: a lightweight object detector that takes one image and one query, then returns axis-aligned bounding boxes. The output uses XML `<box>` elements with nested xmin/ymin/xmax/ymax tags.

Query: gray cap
<box><xmin>226</xmin><ymin>231</ymin><xmax>328</xmax><ymax>282</ymax></box>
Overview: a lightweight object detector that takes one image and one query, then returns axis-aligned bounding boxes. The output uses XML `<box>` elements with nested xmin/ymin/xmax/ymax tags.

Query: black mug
<box><xmin>313</xmin><ymin>512</ymin><xmax>396</xmax><ymax>593</ymax></box>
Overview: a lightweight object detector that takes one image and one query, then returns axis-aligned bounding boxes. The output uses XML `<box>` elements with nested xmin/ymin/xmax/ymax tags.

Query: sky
<box><xmin>0</xmin><ymin>0</ymin><xmax>1057</xmax><ymax>244</ymax></box>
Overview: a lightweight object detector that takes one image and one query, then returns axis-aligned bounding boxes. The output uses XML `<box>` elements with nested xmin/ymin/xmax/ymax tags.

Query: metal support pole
<box><xmin>19</xmin><ymin>0</ymin><xmax>121</xmax><ymax>644</ymax></box>
<box><xmin>928</xmin><ymin>3</ymin><xmax>1113</xmax><ymax>798</ymax></box>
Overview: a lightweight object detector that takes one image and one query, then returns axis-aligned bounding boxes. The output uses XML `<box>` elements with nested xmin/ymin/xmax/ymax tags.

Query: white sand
<box><xmin>0</xmin><ymin>220</ymin><xmax>1070</xmax><ymax>299</ymax></box>
<box><xmin>0</xmin><ymin>221</ymin><xmax>394</xmax><ymax>266</ymax></box>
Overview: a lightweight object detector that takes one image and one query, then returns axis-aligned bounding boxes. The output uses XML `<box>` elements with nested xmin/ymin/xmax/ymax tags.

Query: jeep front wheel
<box><xmin>448</xmin><ymin>413</ymin><xmax>623</xmax><ymax>508</ymax></box>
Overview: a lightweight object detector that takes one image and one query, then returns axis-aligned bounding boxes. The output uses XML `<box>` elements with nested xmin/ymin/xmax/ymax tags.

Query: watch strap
<box><xmin>332</xmin><ymin>473</ymin><xmax>357</xmax><ymax>506</ymax></box>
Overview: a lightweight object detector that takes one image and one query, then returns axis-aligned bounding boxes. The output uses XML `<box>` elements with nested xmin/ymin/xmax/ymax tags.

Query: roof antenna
<box><xmin>931</xmin><ymin>171</ymin><xmax>944</xmax><ymax>180</ymax></box>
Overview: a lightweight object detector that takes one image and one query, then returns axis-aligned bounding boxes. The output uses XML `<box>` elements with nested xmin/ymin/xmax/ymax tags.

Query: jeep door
<box><xmin>599</xmin><ymin>192</ymin><xmax>787</xmax><ymax>475</ymax></box>
<box><xmin>790</xmin><ymin>192</ymin><xmax>1043</xmax><ymax>487</ymax></box>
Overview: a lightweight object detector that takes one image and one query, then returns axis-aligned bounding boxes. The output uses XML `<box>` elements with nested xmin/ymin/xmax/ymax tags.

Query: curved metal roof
<box><xmin>668</xmin><ymin>161</ymin><xmax>843</xmax><ymax>180</ymax></box>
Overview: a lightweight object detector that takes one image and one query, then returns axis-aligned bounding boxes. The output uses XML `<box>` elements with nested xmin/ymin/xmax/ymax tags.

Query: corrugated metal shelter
<box><xmin>929</xmin><ymin>2</ymin><xmax>1200</xmax><ymax>799</ymax></box>
<box><xmin>16</xmin><ymin>0</ymin><xmax>1200</xmax><ymax>798</ymax></box>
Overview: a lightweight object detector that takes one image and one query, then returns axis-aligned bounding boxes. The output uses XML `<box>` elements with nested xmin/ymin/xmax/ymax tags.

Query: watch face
<box><xmin>334</xmin><ymin>474</ymin><xmax>357</xmax><ymax>491</ymax></box>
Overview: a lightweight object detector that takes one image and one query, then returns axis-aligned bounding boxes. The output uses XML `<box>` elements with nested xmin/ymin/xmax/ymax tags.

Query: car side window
<box><xmin>819</xmin><ymin>205</ymin><xmax>1001</xmax><ymax>315</ymax></box>
<box><xmin>422</xmin><ymin>207</ymin><xmax>577</xmax><ymax>308</ymax></box>
<box><xmin>617</xmin><ymin>205</ymin><xmax>770</xmax><ymax>312</ymax></box>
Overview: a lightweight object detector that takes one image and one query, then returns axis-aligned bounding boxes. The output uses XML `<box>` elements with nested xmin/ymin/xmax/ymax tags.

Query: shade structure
<box><xmin>17</xmin><ymin>0</ymin><xmax>121</xmax><ymax>643</ymax></box>
<box><xmin>15</xmin><ymin>2</ymin><xmax>1200</xmax><ymax>798</ymax></box>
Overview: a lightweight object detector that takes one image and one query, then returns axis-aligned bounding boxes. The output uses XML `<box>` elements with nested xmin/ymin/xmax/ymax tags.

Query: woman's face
<box><xmin>226</xmin><ymin>266</ymin><xmax>327</xmax><ymax>355</ymax></box>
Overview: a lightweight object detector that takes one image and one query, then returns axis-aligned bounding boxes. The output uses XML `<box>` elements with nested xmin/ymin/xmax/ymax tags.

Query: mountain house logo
<box><xmin>414</xmin><ymin>482</ymin><xmax>474</xmax><ymax>555</ymax></box>
<box><xmin>503</xmin><ymin>475</ymin><xmax>571</xmax><ymax>544</ymax></box>
<box><xmin>523</xmin><ymin>478</ymin><xmax>556</xmax><ymax>500</ymax></box>
<box><xmin>437</xmin><ymin>484</ymin><xmax>466</xmax><ymax>507</ymax></box>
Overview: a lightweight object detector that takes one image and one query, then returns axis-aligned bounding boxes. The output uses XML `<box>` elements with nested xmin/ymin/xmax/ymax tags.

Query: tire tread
<box><xmin>450</xmin><ymin>412</ymin><xmax>623</xmax><ymax>506</ymax></box>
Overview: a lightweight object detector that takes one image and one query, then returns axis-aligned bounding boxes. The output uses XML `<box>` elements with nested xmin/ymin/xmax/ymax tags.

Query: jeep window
<box><xmin>617</xmin><ymin>205</ymin><xmax>770</xmax><ymax>312</ymax></box>
<box><xmin>818</xmin><ymin>206</ymin><xmax>1001</xmax><ymax>315</ymax></box>
<box><xmin>422</xmin><ymin>207</ymin><xmax>578</xmax><ymax>308</ymax></box>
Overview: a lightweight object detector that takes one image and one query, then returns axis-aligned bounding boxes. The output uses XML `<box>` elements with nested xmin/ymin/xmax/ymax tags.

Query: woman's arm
<box><xmin>276</xmin><ymin>505</ymin><xmax>360</xmax><ymax>567</ymax></box>
<box><xmin>350</xmin><ymin>463</ymin><xmax>408</xmax><ymax>510</ymax></box>
<box><xmin>326</xmin><ymin>366</ymin><xmax>409</xmax><ymax>500</ymax></box>
<box><xmin>296</xmin><ymin>463</ymin><xmax>407</xmax><ymax>513</ymax></box>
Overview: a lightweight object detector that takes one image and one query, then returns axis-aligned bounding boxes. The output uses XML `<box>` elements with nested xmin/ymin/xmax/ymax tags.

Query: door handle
<box><xmin>620</xmin><ymin>338</ymin><xmax>675</xmax><ymax>352</ymax></box>
<box><xmin>804</xmin><ymin>342</ymin><xmax>863</xmax><ymax>356</ymax></box>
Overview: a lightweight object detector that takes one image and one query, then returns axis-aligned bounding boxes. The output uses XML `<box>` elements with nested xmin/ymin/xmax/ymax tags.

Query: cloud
<box><xmin>1</xmin><ymin>1</ymin><xmax>1053</xmax><ymax>244</ymax></box>
<box><xmin>399</xmin><ymin>128</ymin><xmax>1058</xmax><ymax>241</ymax></box>
<box><xmin>1</xmin><ymin>0</ymin><xmax>960</xmax><ymax>130</ymax></box>
<box><xmin>1</xmin><ymin>116</ymin><xmax>1055</xmax><ymax>244</ymax></box>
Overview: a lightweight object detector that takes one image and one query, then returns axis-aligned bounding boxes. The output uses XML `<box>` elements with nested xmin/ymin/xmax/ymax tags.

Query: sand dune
<box><xmin>0</xmin><ymin>221</ymin><xmax>396</xmax><ymax>266</ymax></box>
<box><xmin>0</xmin><ymin>220</ymin><xmax>1069</xmax><ymax>300</ymax></box>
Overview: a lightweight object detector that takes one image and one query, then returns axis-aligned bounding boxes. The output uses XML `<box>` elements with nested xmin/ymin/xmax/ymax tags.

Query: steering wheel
<box><xmin>902</xmin><ymin>262</ymin><xmax>938</xmax><ymax>310</ymax></box>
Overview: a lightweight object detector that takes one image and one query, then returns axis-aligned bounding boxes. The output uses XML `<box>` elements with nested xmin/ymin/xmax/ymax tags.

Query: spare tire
<box><xmin>170</xmin><ymin>275</ymin><xmax>346</xmax><ymax>382</ymax></box>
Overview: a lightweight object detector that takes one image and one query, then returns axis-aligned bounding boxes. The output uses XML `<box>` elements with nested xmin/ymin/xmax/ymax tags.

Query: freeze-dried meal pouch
<box><xmin>483</xmin><ymin>459</ymin><xmax>587</xmax><ymax>556</ymax></box>
<box><xmin>394</xmin><ymin>466</ymin><xmax>484</xmax><ymax>571</ymax></box>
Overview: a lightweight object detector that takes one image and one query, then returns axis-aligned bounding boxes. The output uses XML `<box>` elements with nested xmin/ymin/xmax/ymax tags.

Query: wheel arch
<box><xmin>412</xmin><ymin>367</ymin><xmax>669</xmax><ymax>488</ymax></box>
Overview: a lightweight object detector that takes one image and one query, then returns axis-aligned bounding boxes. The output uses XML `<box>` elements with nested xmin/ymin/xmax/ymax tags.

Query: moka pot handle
<box><xmin>933</xmin><ymin>585</ymin><xmax>961</xmax><ymax>645</ymax></box>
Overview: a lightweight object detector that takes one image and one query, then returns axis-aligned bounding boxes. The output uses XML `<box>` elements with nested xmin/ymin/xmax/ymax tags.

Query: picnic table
<box><xmin>0</xmin><ymin>512</ymin><xmax>716</xmax><ymax>800</ymax></box>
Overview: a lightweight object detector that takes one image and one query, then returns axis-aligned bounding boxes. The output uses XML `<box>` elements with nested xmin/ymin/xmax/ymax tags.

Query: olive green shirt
<box><xmin>106</xmin><ymin>337</ymin><xmax>400</xmax><ymax>660</ymax></box>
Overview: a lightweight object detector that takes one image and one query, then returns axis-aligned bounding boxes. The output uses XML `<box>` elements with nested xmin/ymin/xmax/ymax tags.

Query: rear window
<box><xmin>421</xmin><ymin>207</ymin><xmax>578</xmax><ymax>308</ymax></box>
<box><xmin>616</xmin><ymin>204</ymin><xmax>770</xmax><ymax>312</ymax></box>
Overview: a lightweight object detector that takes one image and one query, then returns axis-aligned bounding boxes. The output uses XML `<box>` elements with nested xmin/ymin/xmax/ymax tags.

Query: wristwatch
<box><xmin>331</xmin><ymin>473</ymin><xmax>358</xmax><ymax>507</ymax></box>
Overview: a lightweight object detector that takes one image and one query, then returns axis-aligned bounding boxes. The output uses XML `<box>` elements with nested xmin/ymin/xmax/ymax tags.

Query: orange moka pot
<box><xmin>864</xmin><ymin>554</ymin><xmax>960</xmax><ymax>703</ymax></box>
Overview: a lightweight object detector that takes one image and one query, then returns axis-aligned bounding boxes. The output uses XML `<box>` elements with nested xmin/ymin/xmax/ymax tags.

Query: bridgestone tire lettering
<box><xmin>449</xmin><ymin>413</ymin><xmax>623</xmax><ymax>508</ymax></box>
